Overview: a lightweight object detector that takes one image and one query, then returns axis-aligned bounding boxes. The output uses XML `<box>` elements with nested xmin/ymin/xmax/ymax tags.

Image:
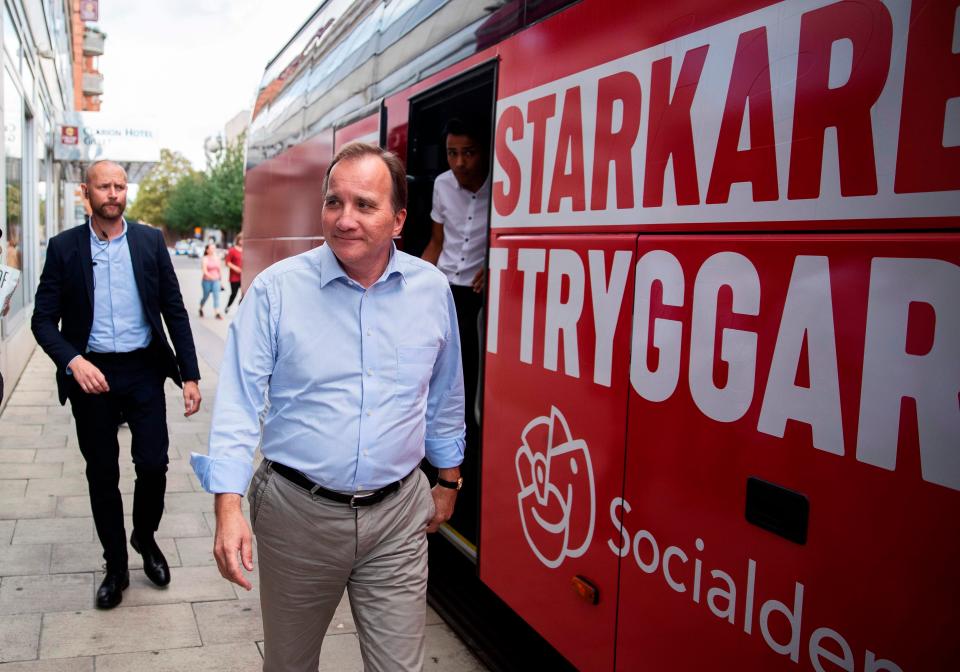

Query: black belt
<box><xmin>268</xmin><ymin>461</ymin><xmax>405</xmax><ymax>508</ymax></box>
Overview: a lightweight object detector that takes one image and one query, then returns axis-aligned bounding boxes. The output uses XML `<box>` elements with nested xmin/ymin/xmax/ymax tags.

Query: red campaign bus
<box><xmin>242</xmin><ymin>1</ymin><xmax>959</xmax><ymax>669</ymax></box>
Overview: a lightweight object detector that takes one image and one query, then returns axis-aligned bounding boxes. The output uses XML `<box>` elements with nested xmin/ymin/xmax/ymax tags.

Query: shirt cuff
<box><xmin>190</xmin><ymin>453</ymin><xmax>254</xmax><ymax>494</ymax></box>
<box><xmin>425</xmin><ymin>435</ymin><xmax>465</xmax><ymax>470</ymax></box>
<box><xmin>65</xmin><ymin>355</ymin><xmax>81</xmax><ymax>376</ymax></box>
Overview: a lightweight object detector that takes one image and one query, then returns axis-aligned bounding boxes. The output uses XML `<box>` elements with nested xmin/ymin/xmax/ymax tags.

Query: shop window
<box><xmin>3</xmin><ymin>67</ymin><xmax>24</xmax><ymax>325</ymax></box>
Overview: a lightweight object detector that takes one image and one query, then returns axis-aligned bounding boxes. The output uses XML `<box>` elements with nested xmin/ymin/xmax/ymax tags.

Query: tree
<box><xmin>203</xmin><ymin>133</ymin><xmax>246</xmax><ymax>234</ymax></box>
<box><xmin>128</xmin><ymin>149</ymin><xmax>197</xmax><ymax>227</ymax></box>
<box><xmin>165</xmin><ymin>173</ymin><xmax>209</xmax><ymax>235</ymax></box>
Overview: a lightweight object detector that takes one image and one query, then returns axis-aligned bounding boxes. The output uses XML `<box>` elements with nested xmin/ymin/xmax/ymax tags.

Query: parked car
<box><xmin>188</xmin><ymin>240</ymin><xmax>205</xmax><ymax>258</ymax></box>
<box><xmin>174</xmin><ymin>240</ymin><xmax>191</xmax><ymax>256</ymax></box>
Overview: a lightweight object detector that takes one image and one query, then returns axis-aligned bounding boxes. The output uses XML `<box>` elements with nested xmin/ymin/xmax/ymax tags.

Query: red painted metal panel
<box><xmin>334</xmin><ymin>114</ymin><xmax>380</xmax><ymax>152</ymax></box>
<box><xmin>491</xmin><ymin>0</ymin><xmax>960</xmax><ymax>235</ymax></box>
<box><xmin>241</xmin><ymin>130</ymin><xmax>333</xmax><ymax>288</ymax></box>
<box><xmin>479</xmin><ymin>233</ymin><xmax>637</xmax><ymax>672</ymax></box>
<box><xmin>616</xmin><ymin>234</ymin><xmax>960</xmax><ymax>670</ymax></box>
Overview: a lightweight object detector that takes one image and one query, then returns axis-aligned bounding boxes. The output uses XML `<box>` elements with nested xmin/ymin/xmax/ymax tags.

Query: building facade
<box><xmin>1</xmin><ymin>0</ymin><xmax>82</xmax><ymax>408</ymax></box>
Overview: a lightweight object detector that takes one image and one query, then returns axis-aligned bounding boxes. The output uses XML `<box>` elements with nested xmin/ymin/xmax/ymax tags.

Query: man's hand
<box><xmin>213</xmin><ymin>493</ymin><xmax>254</xmax><ymax>590</ymax></box>
<box><xmin>426</xmin><ymin>468</ymin><xmax>460</xmax><ymax>533</ymax></box>
<box><xmin>183</xmin><ymin>381</ymin><xmax>201</xmax><ymax>417</ymax></box>
<box><xmin>69</xmin><ymin>357</ymin><xmax>110</xmax><ymax>394</ymax></box>
<box><xmin>471</xmin><ymin>268</ymin><xmax>485</xmax><ymax>293</ymax></box>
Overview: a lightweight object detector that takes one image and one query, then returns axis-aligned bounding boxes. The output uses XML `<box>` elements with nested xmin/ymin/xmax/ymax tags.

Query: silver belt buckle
<box><xmin>350</xmin><ymin>492</ymin><xmax>377</xmax><ymax>508</ymax></box>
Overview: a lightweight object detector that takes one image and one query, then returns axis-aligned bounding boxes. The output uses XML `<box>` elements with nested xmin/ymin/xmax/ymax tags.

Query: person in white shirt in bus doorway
<box><xmin>421</xmin><ymin>117</ymin><xmax>490</xmax><ymax>459</ymax></box>
<box><xmin>193</xmin><ymin>142</ymin><xmax>465</xmax><ymax>672</ymax></box>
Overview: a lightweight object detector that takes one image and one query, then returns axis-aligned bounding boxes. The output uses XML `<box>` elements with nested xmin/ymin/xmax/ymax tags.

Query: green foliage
<box><xmin>128</xmin><ymin>149</ymin><xmax>196</xmax><ymax>227</ymax></box>
<box><xmin>138</xmin><ymin>135</ymin><xmax>246</xmax><ymax>236</ymax></box>
<box><xmin>204</xmin><ymin>133</ymin><xmax>246</xmax><ymax>234</ymax></box>
<box><xmin>165</xmin><ymin>173</ymin><xmax>209</xmax><ymax>234</ymax></box>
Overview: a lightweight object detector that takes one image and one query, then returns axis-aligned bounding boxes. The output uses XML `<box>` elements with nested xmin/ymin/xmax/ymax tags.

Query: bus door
<box><xmin>616</xmin><ymin>234</ymin><xmax>960</xmax><ymax>670</ymax></box>
<box><xmin>404</xmin><ymin>65</ymin><xmax>497</xmax><ymax>553</ymax></box>
<box><xmin>480</xmin><ymin>234</ymin><xmax>637</xmax><ymax>672</ymax></box>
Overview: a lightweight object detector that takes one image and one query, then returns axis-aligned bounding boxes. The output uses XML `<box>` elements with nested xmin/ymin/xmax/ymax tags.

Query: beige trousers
<box><xmin>249</xmin><ymin>461</ymin><xmax>436</xmax><ymax>672</ymax></box>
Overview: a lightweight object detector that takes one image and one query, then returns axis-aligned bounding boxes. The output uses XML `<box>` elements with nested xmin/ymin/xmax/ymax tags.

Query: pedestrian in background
<box><xmin>199</xmin><ymin>242</ymin><xmax>223</xmax><ymax>319</ymax></box>
<box><xmin>31</xmin><ymin>160</ymin><xmax>202</xmax><ymax>609</ymax></box>
<box><xmin>224</xmin><ymin>233</ymin><xmax>243</xmax><ymax>313</ymax></box>
<box><xmin>194</xmin><ymin>142</ymin><xmax>465</xmax><ymax>672</ymax></box>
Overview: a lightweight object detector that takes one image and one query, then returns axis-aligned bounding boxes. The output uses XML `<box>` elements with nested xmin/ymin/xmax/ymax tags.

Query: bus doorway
<box><xmin>405</xmin><ymin>64</ymin><xmax>496</xmax><ymax>557</ymax></box>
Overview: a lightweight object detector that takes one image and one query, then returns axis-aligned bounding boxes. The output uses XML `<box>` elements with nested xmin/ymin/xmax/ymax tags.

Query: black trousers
<box><xmin>67</xmin><ymin>349</ymin><xmax>170</xmax><ymax>572</ymax></box>
<box><xmin>226</xmin><ymin>280</ymin><xmax>242</xmax><ymax>308</ymax></box>
<box><xmin>449</xmin><ymin>284</ymin><xmax>483</xmax><ymax>542</ymax></box>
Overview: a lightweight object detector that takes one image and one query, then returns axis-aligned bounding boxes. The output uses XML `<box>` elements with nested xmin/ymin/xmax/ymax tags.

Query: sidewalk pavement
<box><xmin>0</xmin><ymin>256</ymin><xmax>485</xmax><ymax>670</ymax></box>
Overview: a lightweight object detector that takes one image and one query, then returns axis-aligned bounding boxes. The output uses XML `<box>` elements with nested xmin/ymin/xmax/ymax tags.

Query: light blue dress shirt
<box><xmin>87</xmin><ymin>219</ymin><xmax>152</xmax><ymax>353</ymax></box>
<box><xmin>191</xmin><ymin>243</ymin><xmax>466</xmax><ymax>495</ymax></box>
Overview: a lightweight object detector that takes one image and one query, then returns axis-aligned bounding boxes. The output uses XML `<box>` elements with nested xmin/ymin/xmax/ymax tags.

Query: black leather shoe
<box><xmin>131</xmin><ymin>530</ymin><xmax>170</xmax><ymax>587</ymax></box>
<box><xmin>96</xmin><ymin>570</ymin><xmax>129</xmax><ymax>609</ymax></box>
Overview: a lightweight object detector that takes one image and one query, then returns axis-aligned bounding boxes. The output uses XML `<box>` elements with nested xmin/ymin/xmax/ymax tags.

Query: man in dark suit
<box><xmin>32</xmin><ymin>160</ymin><xmax>202</xmax><ymax>609</ymax></box>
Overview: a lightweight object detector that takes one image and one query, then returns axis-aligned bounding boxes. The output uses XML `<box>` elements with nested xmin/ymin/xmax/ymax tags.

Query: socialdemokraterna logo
<box><xmin>515</xmin><ymin>406</ymin><xmax>596</xmax><ymax>568</ymax></box>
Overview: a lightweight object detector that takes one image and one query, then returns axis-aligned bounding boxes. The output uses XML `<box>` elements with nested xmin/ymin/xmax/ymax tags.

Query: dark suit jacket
<box><xmin>31</xmin><ymin>220</ymin><xmax>201</xmax><ymax>405</ymax></box>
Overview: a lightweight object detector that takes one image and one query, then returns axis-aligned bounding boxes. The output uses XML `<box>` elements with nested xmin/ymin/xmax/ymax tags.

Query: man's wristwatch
<box><xmin>437</xmin><ymin>476</ymin><xmax>463</xmax><ymax>491</ymax></box>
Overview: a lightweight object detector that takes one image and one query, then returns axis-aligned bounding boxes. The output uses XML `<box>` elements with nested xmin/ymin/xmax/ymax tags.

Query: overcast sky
<box><xmin>96</xmin><ymin>0</ymin><xmax>321</xmax><ymax>170</ymax></box>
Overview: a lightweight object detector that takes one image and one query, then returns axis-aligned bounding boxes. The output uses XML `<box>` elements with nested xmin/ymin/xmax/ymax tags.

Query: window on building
<box><xmin>3</xmin><ymin>66</ymin><xmax>24</xmax><ymax>325</ymax></box>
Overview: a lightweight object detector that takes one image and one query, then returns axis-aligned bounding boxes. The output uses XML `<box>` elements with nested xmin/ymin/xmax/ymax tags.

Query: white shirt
<box><xmin>430</xmin><ymin>170</ymin><xmax>490</xmax><ymax>286</ymax></box>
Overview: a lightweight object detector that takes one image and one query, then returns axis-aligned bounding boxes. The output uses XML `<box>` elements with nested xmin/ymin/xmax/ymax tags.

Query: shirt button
<box><xmin>366</xmin><ymin>330</ymin><xmax>372</xmax><ymax>337</ymax></box>
<box><xmin>366</xmin><ymin>368</ymin><xmax>374</xmax><ymax>376</ymax></box>
<box><xmin>363</xmin><ymin>449</ymin><xmax>368</xmax><ymax>456</ymax></box>
<box><xmin>468</xmin><ymin>216</ymin><xmax>472</xmax><ymax>220</ymax></box>
<box><xmin>366</xmin><ymin>410</ymin><xmax>372</xmax><ymax>417</ymax></box>
<box><xmin>465</xmin><ymin>237</ymin><xmax>469</xmax><ymax>242</ymax></box>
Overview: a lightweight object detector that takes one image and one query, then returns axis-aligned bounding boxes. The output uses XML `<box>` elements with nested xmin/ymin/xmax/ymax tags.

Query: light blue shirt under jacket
<box><xmin>191</xmin><ymin>243</ymin><xmax>466</xmax><ymax>494</ymax></box>
<box><xmin>87</xmin><ymin>219</ymin><xmax>152</xmax><ymax>353</ymax></box>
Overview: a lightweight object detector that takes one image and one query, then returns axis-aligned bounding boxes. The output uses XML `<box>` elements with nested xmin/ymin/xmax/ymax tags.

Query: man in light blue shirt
<box><xmin>193</xmin><ymin>142</ymin><xmax>465</xmax><ymax>672</ymax></box>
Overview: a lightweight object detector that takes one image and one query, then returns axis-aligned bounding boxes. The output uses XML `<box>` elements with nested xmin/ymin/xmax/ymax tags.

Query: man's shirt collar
<box><xmin>88</xmin><ymin>217</ymin><xmax>128</xmax><ymax>243</ymax></box>
<box><xmin>316</xmin><ymin>241</ymin><xmax>407</xmax><ymax>289</ymax></box>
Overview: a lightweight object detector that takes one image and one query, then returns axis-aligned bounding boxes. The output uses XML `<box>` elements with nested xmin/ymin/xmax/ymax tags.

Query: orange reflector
<box><xmin>571</xmin><ymin>575</ymin><xmax>599</xmax><ymax>605</ymax></box>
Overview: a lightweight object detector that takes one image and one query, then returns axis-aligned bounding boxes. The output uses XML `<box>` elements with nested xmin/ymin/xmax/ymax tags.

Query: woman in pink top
<box><xmin>199</xmin><ymin>242</ymin><xmax>223</xmax><ymax>319</ymax></box>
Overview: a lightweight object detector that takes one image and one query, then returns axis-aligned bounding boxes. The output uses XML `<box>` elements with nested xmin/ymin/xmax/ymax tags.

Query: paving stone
<box><xmin>317</xmin><ymin>633</ymin><xmax>363</xmax><ymax>672</ymax></box>
<box><xmin>0</xmin><ymin>612</ymin><xmax>41</xmax><ymax>662</ymax></box>
<box><xmin>0</xmin><ymin>449</ymin><xmax>35</xmax><ymax>463</ymax></box>
<box><xmin>5</xmin><ymin>392</ymin><xmax>56</xmax><ymax>406</ymax></box>
<box><xmin>0</xmin><ymin>481</ymin><xmax>27</xmax><ymax>498</ymax></box>
<box><xmin>0</xmin><ymin>424</ymin><xmax>42</xmax><ymax>437</ymax></box>
<box><xmin>164</xmin><ymin>473</ymin><xmax>196</xmax><ymax>493</ymax></box>
<box><xmin>174</xmin><ymin>537</ymin><xmax>216</xmax><ymax>567</ymax></box>
<box><xmin>53</xmin><ymin>495</ymin><xmax>94</xmax><ymax>518</ymax></box>
<box><xmin>153</xmin><ymin>512</ymin><xmax>210</xmax><ymax>538</ymax></box>
<box><xmin>95</xmin><ymin>642</ymin><xmax>262</xmax><ymax>672</ymax></box>
<box><xmin>94</xmin><ymin>565</ymin><xmax>234</xmax><ymax>607</ymax></box>
<box><xmin>12</xmin><ymin>517</ymin><xmax>93</xmax><ymax>545</ymax></box>
<box><xmin>0</xmin><ymin>544</ymin><xmax>52</xmax><ymax>576</ymax></box>
<box><xmin>0</xmin><ymin>497</ymin><xmax>57</xmax><ymax>520</ymax></box>
<box><xmin>0</xmin><ymin>657</ymin><xmax>94</xmax><ymax>671</ymax></box>
<box><xmin>163</xmin><ymin>491</ymin><xmax>213</xmax><ymax>514</ymax></box>
<box><xmin>0</xmin><ymin>406</ymin><xmax>51</xmax><ymax>417</ymax></box>
<box><xmin>193</xmin><ymin>599</ymin><xmax>262</xmax><ymax>645</ymax></box>
<box><xmin>0</xmin><ymin>436</ymin><xmax>66</xmax><ymax>450</ymax></box>
<box><xmin>0</xmin><ymin>521</ymin><xmax>14</xmax><ymax>544</ymax></box>
<box><xmin>423</xmin><ymin>623</ymin><xmax>486</xmax><ymax>671</ymax></box>
<box><xmin>32</xmin><ymin>449</ymin><xmax>83</xmax><ymax>464</ymax></box>
<box><xmin>39</xmin><ymin>604</ymin><xmax>201</xmax><ymax>658</ymax></box>
<box><xmin>0</xmin><ymin>573</ymin><xmax>93</xmax><ymax>615</ymax></box>
<box><xmin>24</xmin><ymin>477</ymin><xmax>92</xmax><ymax>498</ymax></box>
<box><xmin>0</xmin><ymin>464</ymin><xmax>62</xmax><ymax>479</ymax></box>
<box><xmin>50</xmin><ymin>538</ymin><xmax>180</xmax><ymax>574</ymax></box>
